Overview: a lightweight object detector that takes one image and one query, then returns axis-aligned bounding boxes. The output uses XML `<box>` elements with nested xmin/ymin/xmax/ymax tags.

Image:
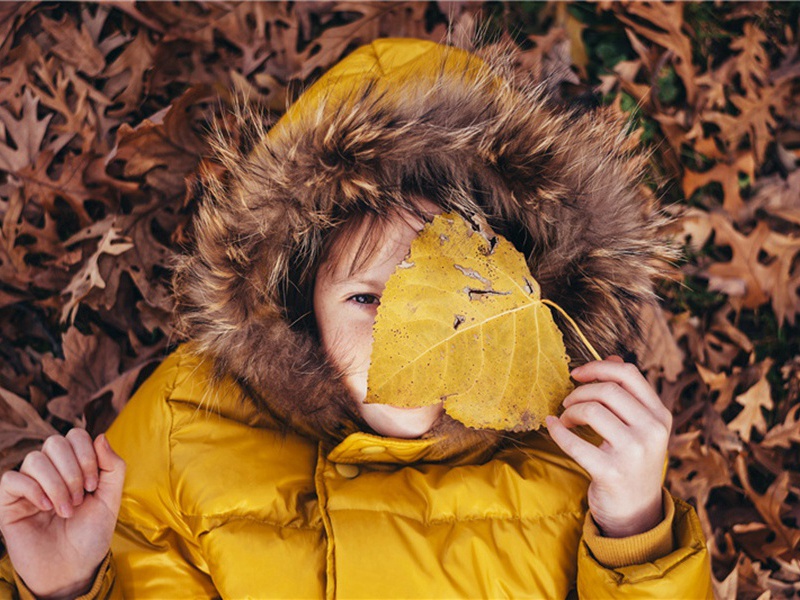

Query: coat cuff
<box><xmin>13</xmin><ymin>552</ymin><xmax>117</xmax><ymax>600</ymax></box>
<box><xmin>583</xmin><ymin>488</ymin><xmax>675</xmax><ymax>569</ymax></box>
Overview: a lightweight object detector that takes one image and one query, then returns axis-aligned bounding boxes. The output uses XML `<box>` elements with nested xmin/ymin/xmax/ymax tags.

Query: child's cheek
<box><xmin>325</xmin><ymin>317</ymin><xmax>375</xmax><ymax>404</ymax></box>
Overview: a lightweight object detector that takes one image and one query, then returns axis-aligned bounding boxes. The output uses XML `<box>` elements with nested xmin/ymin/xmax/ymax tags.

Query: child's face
<box><xmin>313</xmin><ymin>201</ymin><xmax>444</xmax><ymax>438</ymax></box>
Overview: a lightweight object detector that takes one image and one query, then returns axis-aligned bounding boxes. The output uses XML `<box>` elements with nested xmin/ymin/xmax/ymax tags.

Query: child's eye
<box><xmin>349</xmin><ymin>293</ymin><xmax>380</xmax><ymax>306</ymax></box>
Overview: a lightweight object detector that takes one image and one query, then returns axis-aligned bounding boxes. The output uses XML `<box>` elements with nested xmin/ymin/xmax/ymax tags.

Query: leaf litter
<box><xmin>0</xmin><ymin>3</ymin><xmax>798</xmax><ymax>595</ymax></box>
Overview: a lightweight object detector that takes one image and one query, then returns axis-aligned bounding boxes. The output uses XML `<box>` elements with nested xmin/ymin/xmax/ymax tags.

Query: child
<box><xmin>0</xmin><ymin>38</ymin><xmax>712</xmax><ymax>598</ymax></box>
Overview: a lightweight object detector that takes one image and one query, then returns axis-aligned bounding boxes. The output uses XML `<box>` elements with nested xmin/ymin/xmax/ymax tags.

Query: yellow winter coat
<box><xmin>2</xmin><ymin>345</ymin><xmax>710</xmax><ymax>598</ymax></box>
<box><xmin>1</xmin><ymin>37</ymin><xmax>714</xmax><ymax>598</ymax></box>
<box><xmin>115</xmin><ymin>347</ymin><xmax>715</xmax><ymax>599</ymax></box>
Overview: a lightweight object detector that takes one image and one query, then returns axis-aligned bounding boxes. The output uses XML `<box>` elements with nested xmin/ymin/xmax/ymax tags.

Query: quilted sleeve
<box><xmin>0</xmin><ymin>552</ymin><xmax>120</xmax><ymax>600</ymax></box>
<box><xmin>103</xmin><ymin>350</ymin><xmax>219</xmax><ymax>598</ymax></box>
<box><xmin>577</xmin><ymin>492</ymin><xmax>713</xmax><ymax>599</ymax></box>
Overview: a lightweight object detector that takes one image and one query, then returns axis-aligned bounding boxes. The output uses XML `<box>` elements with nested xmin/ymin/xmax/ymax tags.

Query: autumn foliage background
<box><xmin>0</xmin><ymin>2</ymin><xmax>798</xmax><ymax>597</ymax></box>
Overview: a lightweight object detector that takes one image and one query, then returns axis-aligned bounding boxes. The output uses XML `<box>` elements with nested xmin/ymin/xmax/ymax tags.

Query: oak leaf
<box><xmin>682</xmin><ymin>153</ymin><xmax>755</xmax><ymax>216</ymax></box>
<box><xmin>735</xmin><ymin>455</ymin><xmax>800</xmax><ymax>555</ymax></box>
<box><xmin>0</xmin><ymin>88</ymin><xmax>53</xmax><ymax>174</ymax></box>
<box><xmin>42</xmin><ymin>328</ymin><xmax>120</xmax><ymax>418</ymax></box>
<box><xmin>703</xmin><ymin>214</ymin><xmax>773</xmax><ymax>309</ymax></box>
<box><xmin>366</xmin><ymin>213</ymin><xmax>577</xmax><ymax>432</ymax></box>
<box><xmin>728</xmin><ymin>362</ymin><xmax>774</xmax><ymax>443</ymax></box>
<box><xmin>0</xmin><ymin>386</ymin><xmax>58</xmax><ymax>473</ymax></box>
<box><xmin>706</xmin><ymin>83</ymin><xmax>789</xmax><ymax>164</ymax></box>
<box><xmin>635</xmin><ymin>303</ymin><xmax>684</xmax><ymax>382</ymax></box>
<box><xmin>730</xmin><ymin>23</ymin><xmax>769</xmax><ymax>98</ymax></box>
<box><xmin>762</xmin><ymin>404</ymin><xmax>800</xmax><ymax>449</ymax></box>
<box><xmin>61</xmin><ymin>219</ymin><xmax>134</xmax><ymax>323</ymax></box>
<box><xmin>39</xmin><ymin>14</ymin><xmax>105</xmax><ymax>78</ymax></box>
<box><xmin>101</xmin><ymin>31</ymin><xmax>156</xmax><ymax>117</ymax></box>
<box><xmin>613</xmin><ymin>2</ymin><xmax>698</xmax><ymax>106</ymax></box>
<box><xmin>667</xmin><ymin>430</ymin><xmax>730</xmax><ymax>540</ymax></box>
<box><xmin>110</xmin><ymin>84</ymin><xmax>211</xmax><ymax>197</ymax></box>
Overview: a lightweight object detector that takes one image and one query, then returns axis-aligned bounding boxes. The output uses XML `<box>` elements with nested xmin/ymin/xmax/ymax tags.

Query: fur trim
<box><xmin>172</xmin><ymin>38</ymin><xmax>674</xmax><ymax>454</ymax></box>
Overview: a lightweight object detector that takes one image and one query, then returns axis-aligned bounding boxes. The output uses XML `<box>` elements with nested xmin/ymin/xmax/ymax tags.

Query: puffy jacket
<box><xmin>1</xmin><ymin>345</ymin><xmax>710</xmax><ymax>598</ymax></box>
<box><xmin>1</xmin><ymin>37</ymin><xmax>713</xmax><ymax>598</ymax></box>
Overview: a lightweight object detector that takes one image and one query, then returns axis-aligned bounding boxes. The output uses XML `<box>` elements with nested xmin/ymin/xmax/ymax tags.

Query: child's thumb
<box><xmin>92</xmin><ymin>433</ymin><xmax>126</xmax><ymax>509</ymax></box>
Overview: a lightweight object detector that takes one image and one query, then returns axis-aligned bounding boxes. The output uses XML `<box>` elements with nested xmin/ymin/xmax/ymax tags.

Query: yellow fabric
<box><xmin>267</xmin><ymin>37</ymin><xmax>492</xmax><ymax>141</ymax></box>
<box><xmin>0</xmin><ymin>552</ymin><xmax>119</xmax><ymax>600</ymax></box>
<box><xmin>583</xmin><ymin>489</ymin><xmax>675</xmax><ymax>568</ymax></box>
<box><xmin>0</xmin><ymin>38</ymin><xmax>712</xmax><ymax>598</ymax></box>
<box><xmin>63</xmin><ymin>345</ymin><xmax>705</xmax><ymax>598</ymax></box>
<box><xmin>578</xmin><ymin>497</ymin><xmax>714</xmax><ymax>599</ymax></box>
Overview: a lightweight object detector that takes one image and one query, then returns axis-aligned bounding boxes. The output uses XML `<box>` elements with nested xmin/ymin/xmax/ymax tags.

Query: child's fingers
<box><xmin>19</xmin><ymin>451</ymin><xmax>74</xmax><ymax>518</ymax></box>
<box><xmin>41</xmin><ymin>435</ymin><xmax>85</xmax><ymax>506</ymax></box>
<box><xmin>545</xmin><ymin>416</ymin><xmax>606</xmax><ymax>477</ymax></box>
<box><xmin>0</xmin><ymin>470</ymin><xmax>53</xmax><ymax>513</ymax></box>
<box><xmin>571</xmin><ymin>361</ymin><xmax>670</xmax><ymax>424</ymax></box>
<box><xmin>65</xmin><ymin>428</ymin><xmax>99</xmax><ymax>493</ymax></box>
<box><xmin>562</xmin><ymin>382</ymin><xmax>653</xmax><ymax>428</ymax></box>
<box><xmin>558</xmin><ymin>402</ymin><xmax>628</xmax><ymax>448</ymax></box>
<box><xmin>93</xmin><ymin>434</ymin><xmax>126</xmax><ymax>512</ymax></box>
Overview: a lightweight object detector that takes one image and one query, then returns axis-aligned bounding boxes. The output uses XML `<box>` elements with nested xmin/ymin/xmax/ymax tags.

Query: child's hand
<box><xmin>0</xmin><ymin>430</ymin><xmax>125</xmax><ymax>598</ymax></box>
<box><xmin>545</xmin><ymin>357</ymin><xmax>672</xmax><ymax>538</ymax></box>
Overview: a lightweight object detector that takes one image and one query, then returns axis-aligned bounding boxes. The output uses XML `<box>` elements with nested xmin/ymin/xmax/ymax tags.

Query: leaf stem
<box><xmin>541</xmin><ymin>299</ymin><xmax>602</xmax><ymax>361</ymax></box>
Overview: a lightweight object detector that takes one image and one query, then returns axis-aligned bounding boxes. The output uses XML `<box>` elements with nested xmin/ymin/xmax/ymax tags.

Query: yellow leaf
<box><xmin>366</xmin><ymin>212</ymin><xmax>580</xmax><ymax>432</ymax></box>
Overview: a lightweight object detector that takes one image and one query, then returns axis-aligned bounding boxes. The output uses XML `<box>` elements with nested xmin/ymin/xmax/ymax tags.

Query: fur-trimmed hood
<box><xmin>173</xmin><ymin>37</ymin><xmax>672</xmax><ymax>454</ymax></box>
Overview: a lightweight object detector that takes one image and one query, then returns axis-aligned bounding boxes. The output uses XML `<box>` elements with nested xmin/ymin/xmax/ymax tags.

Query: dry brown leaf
<box><xmin>704</xmin><ymin>403</ymin><xmax>744</xmax><ymax>454</ymax></box>
<box><xmin>20</xmin><ymin>151</ymin><xmax>99</xmax><ymax>224</ymax></box>
<box><xmin>0</xmin><ymin>3</ymin><xmax>35</xmax><ymax>56</ymax></box>
<box><xmin>102</xmin><ymin>31</ymin><xmax>156</xmax><ymax>117</ymax></box>
<box><xmin>29</xmin><ymin>54</ymin><xmax>113</xmax><ymax>143</ymax></box>
<box><xmin>614</xmin><ymin>2</ymin><xmax>698</xmax><ymax>105</ymax></box>
<box><xmin>713</xmin><ymin>565</ymin><xmax>739</xmax><ymax>600</ymax></box>
<box><xmin>697</xmin><ymin>364</ymin><xmax>737</xmax><ymax>413</ymax></box>
<box><xmin>41</xmin><ymin>327</ymin><xmax>125</xmax><ymax>426</ymax></box>
<box><xmin>749</xmin><ymin>170</ymin><xmax>800</xmax><ymax>226</ymax></box>
<box><xmin>682</xmin><ymin>153</ymin><xmax>755</xmax><ymax>215</ymax></box>
<box><xmin>211</xmin><ymin>2</ymin><xmax>275</xmax><ymax>76</ymax></box>
<box><xmin>0</xmin><ymin>386</ymin><xmax>58</xmax><ymax>473</ymax></box>
<box><xmin>104</xmin><ymin>202</ymin><xmax>176</xmax><ymax>318</ymax></box>
<box><xmin>0</xmin><ymin>187</ymin><xmax>32</xmax><ymax>297</ymax></box>
<box><xmin>706</xmin><ymin>83</ymin><xmax>790</xmax><ymax>164</ymax></box>
<box><xmin>0</xmin><ymin>46</ymin><xmax>36</xmax><ymax>114</ymax></box>
<box><xmin>759</xmin><ymin>230</ymin><xmax>800</xmax><ymax>326</ymax></box>
<box><xmin>703</xmin><ymin>215</ymin><xmax>773</xmax><ymax>310</ymax></box>
<box><xmin>0</xmin><ymin>87</ymin><xmax>54</xmax><ymax>174</ymax></box>
<box><xmin>695</xmin><ymin>58</ymin><xmax>736</xmax><ymax>113</ymax></box>
<box><xmin>61</xmin><ymin>220</ymin><xmax>134</xmax><ymax>323</ymax></box>
<box><xmin>762</xmin><ymin>404</ymin><xmax>800</xmax><ymax>449</ymax></box>
<box><xmin>516</xmin><ymin>27</ymin><xmax>581</xmax><ymax>95</ymax></box>
<box><xmin>728</xmin><ymin>362</ymin><xmax>775</xmax><ymax>443</ymax></box>
<box><xmin>635</xmin><ymin>303</ymin><xmax>685</xmax><ymax>382</ymax></box>
<box><xmin>668</xmin><ymin>430</ymin><xmax>731</xmax><ymax>540</ymax></box>
<box><xmin>110</xmin><ymin>84</ymin><xmax>211</xmax><ymax>197</ymax></box>
<box><xmin>39</xmin><ymin>14</ymin><xmax>105</xmax><ymax>78</ymax></box>
<box><xmin>735</xmin><ymin>455</ymin><xmax>800</xmax><ymax>556</ymax></box>
<box><xmin>730</xmin><ymin>23</ymin><xmax>769</xmax><ymax>99</ymax></box>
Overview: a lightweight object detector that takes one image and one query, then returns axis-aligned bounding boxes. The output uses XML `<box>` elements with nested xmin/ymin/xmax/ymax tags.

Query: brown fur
<box><xmin>172</xmin><ymin>38</ymin><xmax>675</xmax><ymax>455</ymax></box>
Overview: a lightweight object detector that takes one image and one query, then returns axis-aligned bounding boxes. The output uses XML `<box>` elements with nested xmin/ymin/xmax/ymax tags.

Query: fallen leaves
<box><xmin>587</xmin><ymin>2</ymin><xmax>800</xmax><ymax>594</ymax></box>
<box><xmin>0</xmin><ymin>386</ymin><xmax>57</xmax><ymax>474</ymax></box>
<box><xmin>0</xmin><ymin>1</ymin><xmax>492</xmax><ymax>443</ymax></box>
<box><xmin>0</xmin><ymin>3</ymin><xmax>797</xmax><ymax>596</ymax></box>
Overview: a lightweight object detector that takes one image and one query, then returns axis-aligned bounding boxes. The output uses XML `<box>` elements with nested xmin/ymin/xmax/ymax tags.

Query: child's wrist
<box><xmin>21</xmin><ymin>566</ymin><xmax>98</xmax><ymax>600</ymax></box>
<box><xmin>593</xmin><ymin>493</ymin><xmax>664</xmax><ymax>538</ymax></box>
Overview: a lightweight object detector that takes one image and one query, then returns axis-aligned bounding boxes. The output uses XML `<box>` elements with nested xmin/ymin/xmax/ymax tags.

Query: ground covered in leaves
<box><xmin>0</xmin><ymin>2</ymin><xmax>798</xmax><ymax>597</ymax></box>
